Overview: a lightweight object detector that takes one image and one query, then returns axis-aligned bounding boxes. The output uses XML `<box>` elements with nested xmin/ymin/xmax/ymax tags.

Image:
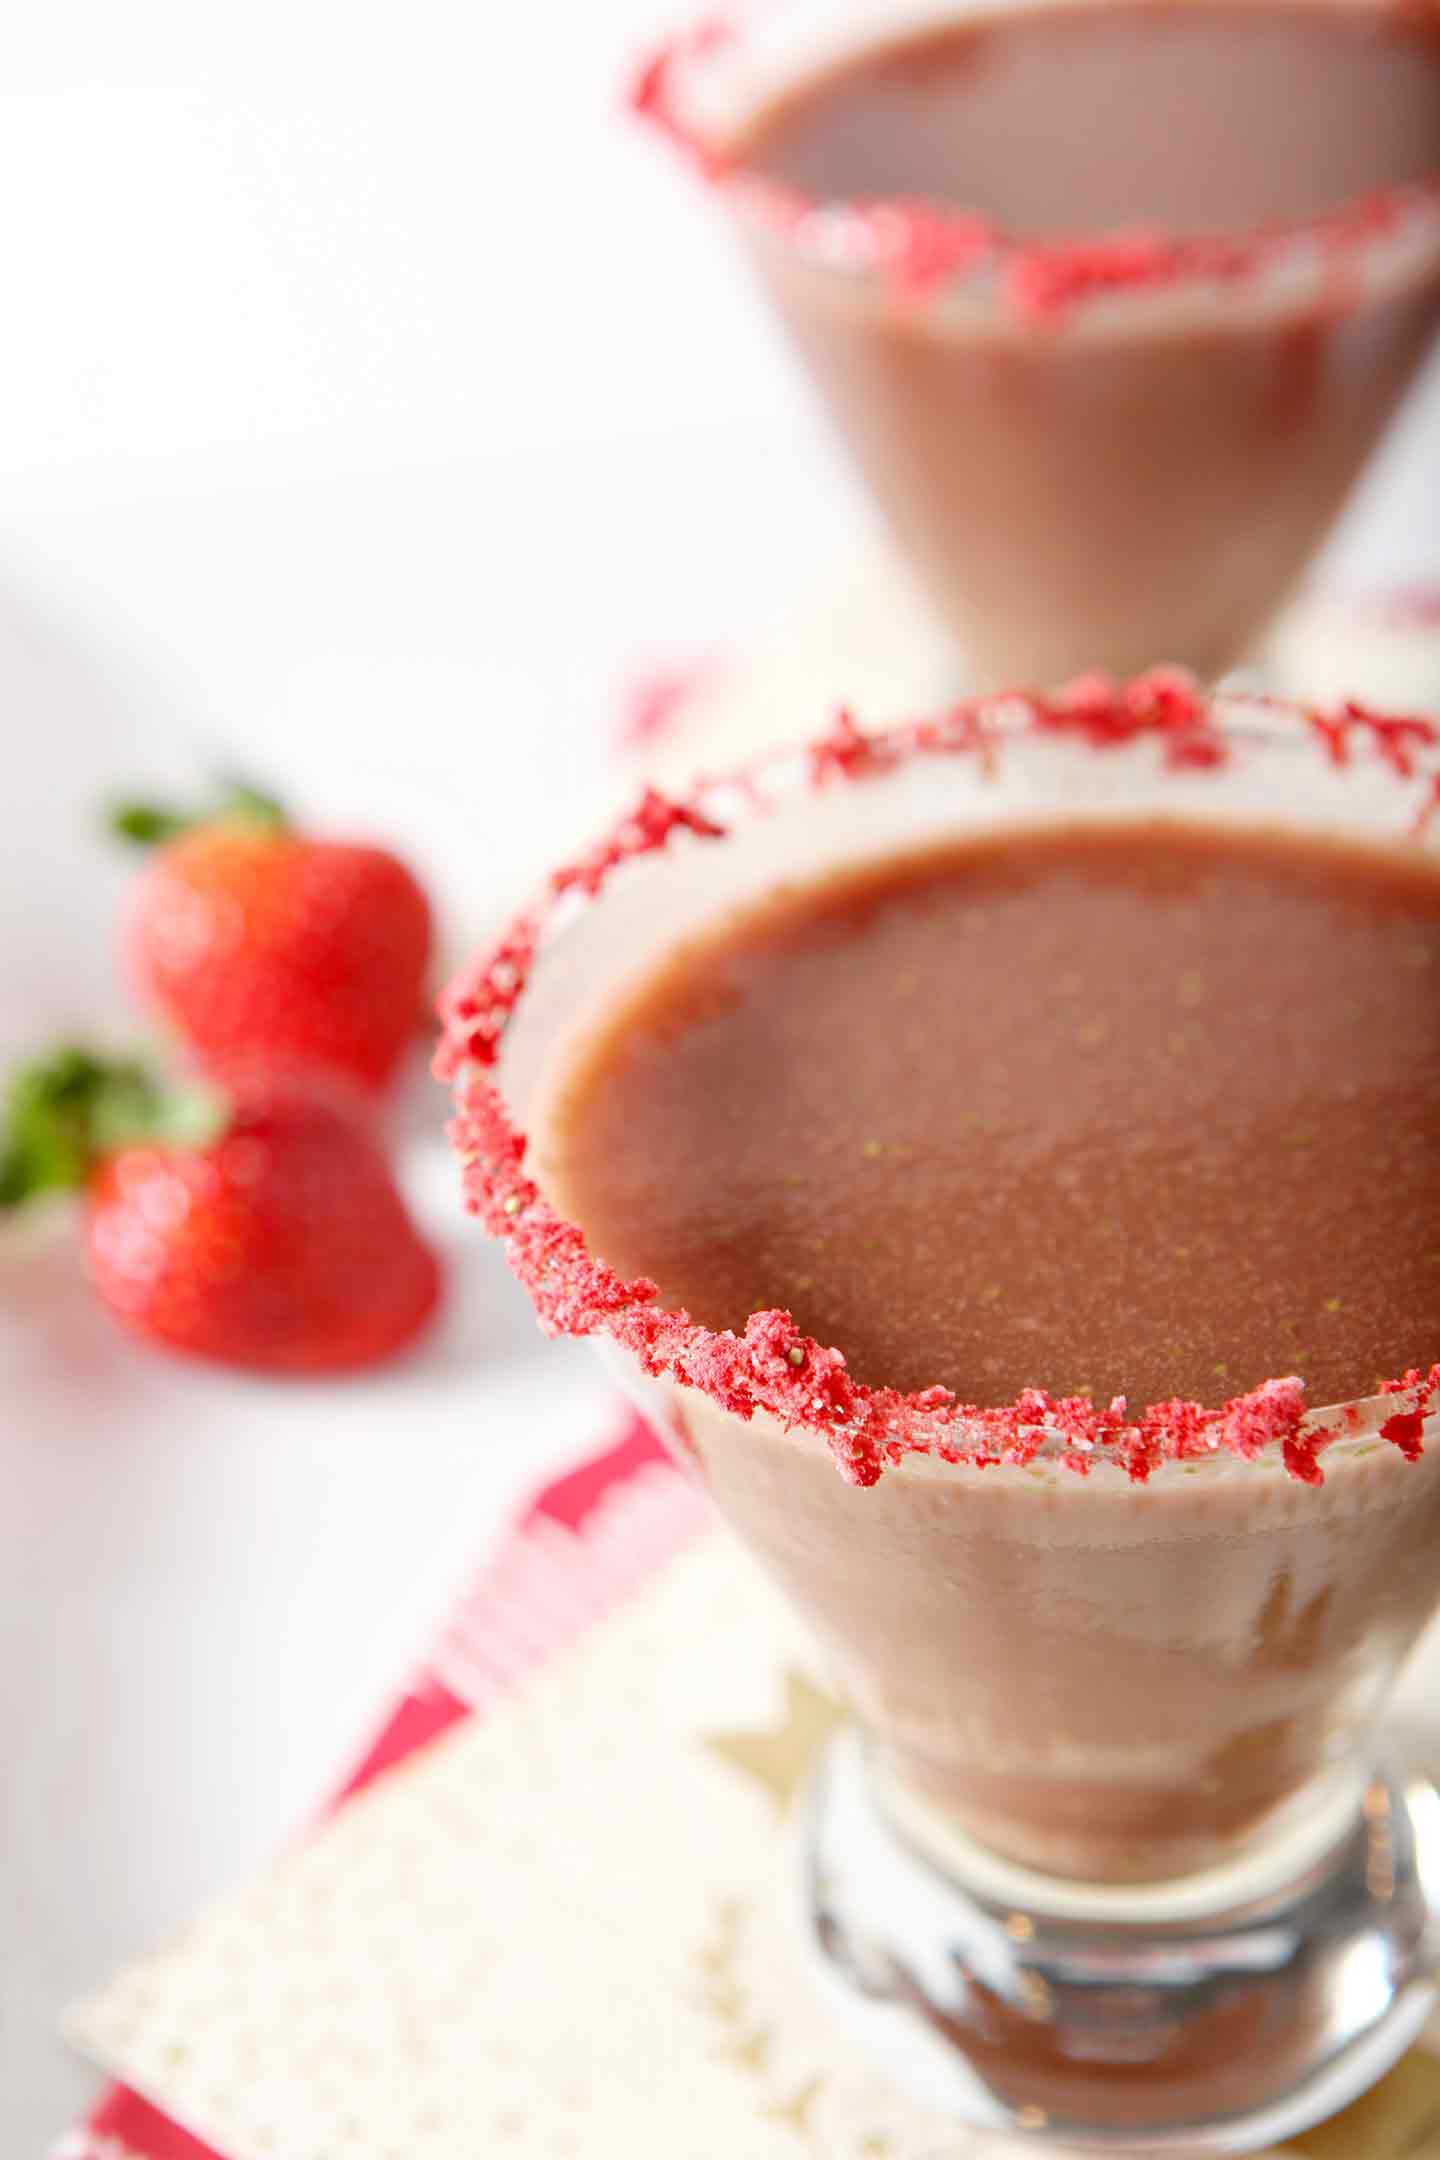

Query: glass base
<box><xmin>802</xmin><ymin>1727</ymin><xmax>1440</xmax><ymax>2152</ymax></box>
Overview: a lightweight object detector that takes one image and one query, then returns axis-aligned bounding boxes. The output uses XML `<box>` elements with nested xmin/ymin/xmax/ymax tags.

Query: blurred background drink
<box><xmin>640</xmin><ymin>0</ymin><xmax>1440</xmax><ymax>686</ymax></box>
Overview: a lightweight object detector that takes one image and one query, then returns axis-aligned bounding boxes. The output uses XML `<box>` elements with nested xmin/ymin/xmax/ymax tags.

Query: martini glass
<box><xmin>441</xmin><ymin>685</ymin><xmax>1440</xmax><ymax>2150</ymax></box>
<box><xmin>635</xmin><ymin>0</ymin><xmax>1440</xmax><ymax>690</ymax></box>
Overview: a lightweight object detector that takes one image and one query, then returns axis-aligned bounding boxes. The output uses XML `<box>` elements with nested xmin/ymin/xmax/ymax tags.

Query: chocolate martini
<box><xmin>641</xmin><ymin>2</ymin><xmax>1440</xmax><ymax>685</ymax></box>
<box><xmin>540</xmin><ymin>814</ymin><xmax>1440</xmax><ymax>1882</ymax></box>
<box><xmin>442</xmin><ymin>688</ymin><xmax>1440</xmax><ymax>2136</ymax></box>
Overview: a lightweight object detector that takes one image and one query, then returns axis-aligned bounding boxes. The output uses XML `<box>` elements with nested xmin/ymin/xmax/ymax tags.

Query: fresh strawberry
<box><xmin>0</xmin><ymin>1048</ymin><xmax>441</xmax><ymax>1374</ymax></box>
<box><xmin>112</xmin><ymin>781</ymin><xmax>432</xmax><ymax>1094</ymax></box>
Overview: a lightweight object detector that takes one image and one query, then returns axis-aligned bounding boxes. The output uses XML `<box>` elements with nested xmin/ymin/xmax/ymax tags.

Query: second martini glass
<box><xmin>636</xmin><ymin>0</ymin><xmax>1440</xmax><ymax>689</ymax></box>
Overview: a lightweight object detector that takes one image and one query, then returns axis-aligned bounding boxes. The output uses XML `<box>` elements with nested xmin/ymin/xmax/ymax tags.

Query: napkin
<box><xmin>56</xmin><ymin>1410</ymin><xmax>705</xmax><ymax>2160</ymax></box>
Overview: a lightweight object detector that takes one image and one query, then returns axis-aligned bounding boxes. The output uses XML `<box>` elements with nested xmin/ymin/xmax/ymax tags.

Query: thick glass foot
<box><xmin>803</xmin><ymin>1728</ymin><xmax>1440</xmax><ymax>2152</ymax></box>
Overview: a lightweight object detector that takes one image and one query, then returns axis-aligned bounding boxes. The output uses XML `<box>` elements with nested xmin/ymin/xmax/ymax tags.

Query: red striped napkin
<box><xmin>56</xmin><ymin>1411</ymin><xmax>705</xmax><ymax>2160</ymax></box>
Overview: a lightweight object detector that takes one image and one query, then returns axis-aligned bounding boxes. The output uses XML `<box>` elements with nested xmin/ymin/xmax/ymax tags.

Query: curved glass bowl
<box><xmin>637</xmin><ymin>0</ymin><xmax>1440</xmax><ymax>687</ymax></box>
<box><xmin>446</xmin><ymin>684</ymin><xmax>1440</xmax><ymax>1885</ymax></box>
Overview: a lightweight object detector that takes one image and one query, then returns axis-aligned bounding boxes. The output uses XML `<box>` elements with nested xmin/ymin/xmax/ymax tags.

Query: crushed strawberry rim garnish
<box><xmin>438</xmin><ymin>676</ymin><xmax>1440</xmax><ymax>1488</ymax></box>
<box><xmin>631</xmin><ymin>14</ymin><xmax>1440</xmax><ymax>321</ymax></box>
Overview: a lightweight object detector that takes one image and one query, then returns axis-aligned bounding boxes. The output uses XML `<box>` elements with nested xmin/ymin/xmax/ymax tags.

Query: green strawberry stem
<box><xmin>108</xmin><ymin>778</ymin><xmax>289</xmax><ymax>849</ymax></box>
<box><xmin>0</xmin><ymin>1047</ymin><xmax>224</xmax><ymax>1209</ymax></box>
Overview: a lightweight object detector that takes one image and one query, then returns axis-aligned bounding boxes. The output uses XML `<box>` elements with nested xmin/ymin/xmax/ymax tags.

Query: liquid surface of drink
<box><xmin>545</xmin><ymin>821</ymin><xmax>1440</xmax><ymax>1413</ymax></box>
<box><xmin>737</xmin><ymin>5</ymin><xmax>1440</xmax><ymax>237</ymax></box>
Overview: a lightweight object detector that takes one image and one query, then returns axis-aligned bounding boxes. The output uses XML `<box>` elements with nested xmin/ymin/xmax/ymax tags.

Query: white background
<box><xmin>1</xmin><ymin>3</ymin><xmax>1437</xmax><ymax>2149</ymax></box>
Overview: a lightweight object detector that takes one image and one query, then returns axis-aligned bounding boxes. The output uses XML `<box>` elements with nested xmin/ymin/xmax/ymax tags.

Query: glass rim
<box><xmin>632</xmin><ymin>1</ymin><xmax>1440</xmax><ymax>326</ymax></box>
<box><xmin>438</xmin><ymin>675</ymin><xmax>1440</xmax><ymax>1490</ymax></box>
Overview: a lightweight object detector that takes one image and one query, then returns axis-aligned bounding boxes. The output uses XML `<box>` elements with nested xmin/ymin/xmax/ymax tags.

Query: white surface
<box><xmin>0</xmin><ymin>2</ymin><xmax>1437</xmax><ymax>2149</ymax></box>
<box><xmin>0</xmin><ymin>418</ymin><xmax>858</xmax><ymax>2156</ymax></box>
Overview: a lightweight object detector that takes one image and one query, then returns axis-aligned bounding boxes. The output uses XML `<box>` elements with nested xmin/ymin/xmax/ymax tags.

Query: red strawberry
<box><xmin>1</xmin><ymin>1048</ymin><xmax>441</xmax><ymax>1374</ymax></box>
<box><xmin>112</xmin><ymin>782</ymin><xmax>432</xmax><ymax>1094</ymax></box>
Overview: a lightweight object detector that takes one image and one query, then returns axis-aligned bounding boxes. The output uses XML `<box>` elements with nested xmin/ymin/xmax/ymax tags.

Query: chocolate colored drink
<box><xmin>542</xmin><ymin>820</ymin><xmax>1440</xmax><ymax>1882</ymax></box>
<box><xmin>717</xmin><ymin>4</ymin><xmax>1440</xmax><ymax>685</ymax></box>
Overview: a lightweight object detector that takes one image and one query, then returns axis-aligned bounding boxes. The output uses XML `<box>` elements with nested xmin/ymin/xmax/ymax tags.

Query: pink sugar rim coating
<box><xmin>438</xmin><ymin>673</ymin><xmax>1440</xmax><ymax>1489</ymax></box>
<box><xmin>630</xmin><ymin>11</ymin><xmax>1440</xmax><ymax>320</ymax></box>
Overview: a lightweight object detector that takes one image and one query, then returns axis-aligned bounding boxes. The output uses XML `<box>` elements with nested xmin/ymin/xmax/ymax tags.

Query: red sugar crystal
<box><xmin>629</xmin><ymin>16</ymin><xmax>738</xmax><ymax>182</ymax></box>
<box><xmin>809</xmin><ymin>707</ymin><xmax>894</xmax><ymax>785</ymax></box>
<box><xmin>438</xmin><ymin>679</ymin><xmax>1440</xmax><ymax>1488</ymax></box>
<box><xmin>1342</xmin><ymin>702</ymin><xmax>1439</xmax><ymax>779</ymax></box>
<box><xmin>617</xmin><ymin>662</ymin><xmax>717</xmax><ymax>752</ymax></box>
<box><xmin>632</xmin><ymin>21</ymin><xmax>1440</xmax><ymax>323</ymax></box>
<box><xmin>1380</xmin><ymin>1366</ymin><xmax>1440</xmax><ymax>1461</ymax></box>
<box><xmin>1037</xmin><ymin>667</ymin><xmax>1225</xmax><ymax>766</ymax></box>
<box><xmin>1305</xmin><ymin>703</ymin><xmax>1440</xmax><ymax>831</ymax></box>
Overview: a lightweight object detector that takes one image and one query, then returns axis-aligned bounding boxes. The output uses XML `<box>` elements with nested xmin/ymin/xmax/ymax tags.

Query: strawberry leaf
<box><xmin>109</xmin><ymin>804</ymin><xmax>193</xmax><ymax>846</ymax></box>
<box><xmin>0</xmin><ymin>1047</ymin><xmax>224</xmax><ymax>1208</ymax></box>
<box><xmin>108</xmin><ymin>777</ymin><xmax>289</xmax><ymax>849</ymax></box>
